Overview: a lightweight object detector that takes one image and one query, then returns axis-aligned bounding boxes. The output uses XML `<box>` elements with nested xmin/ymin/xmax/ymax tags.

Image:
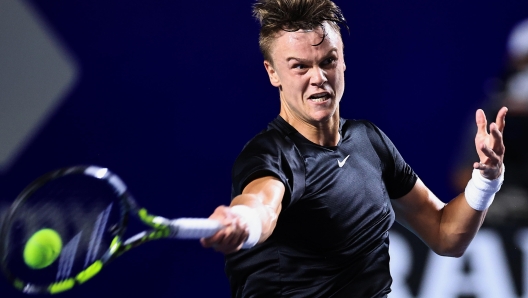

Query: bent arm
<box><xmin>392</xmin><ymin>107</ymin><xmax>507</xmax><ymax>257</ymax></box>
<box><xmin>392</xmin><ymin>180</ymin><xmax>486</xmax><ymax>257</ymax></box>
<box><xmin>201</xmin><ymin>176</ymin><xmax>285</xmax><ymax>254</ymax></box>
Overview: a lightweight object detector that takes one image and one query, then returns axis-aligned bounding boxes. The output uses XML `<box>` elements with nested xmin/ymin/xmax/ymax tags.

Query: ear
<box><xmin>264</xmin><ymin>60</ymin><xmax>281</xmax><ymax>87</ymax></box>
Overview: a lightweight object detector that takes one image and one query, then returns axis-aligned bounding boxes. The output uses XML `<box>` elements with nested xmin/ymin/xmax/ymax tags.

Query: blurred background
<box><xmin>1</xmin><ymin>0</ymin><xmax>528</xmax><ymax>297</ymax></box>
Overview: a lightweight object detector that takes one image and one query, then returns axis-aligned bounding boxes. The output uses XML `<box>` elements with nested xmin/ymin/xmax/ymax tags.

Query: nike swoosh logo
<box><xmin>337</xmin><ymin>155</ymin><xmax>350</xmax><ymax>168</ymax></box>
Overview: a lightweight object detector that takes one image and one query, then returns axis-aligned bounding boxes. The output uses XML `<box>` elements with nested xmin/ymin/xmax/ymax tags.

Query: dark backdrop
<box><xmin>1</xmin><ymin>1</ymin><xmax>527</xmax><ymax>297</ymax></box>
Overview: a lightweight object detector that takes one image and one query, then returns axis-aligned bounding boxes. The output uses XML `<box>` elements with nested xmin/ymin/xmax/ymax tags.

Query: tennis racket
<box><xmin>0</xmin><ymin>165</ymin><xmax>222</xmax><ymax>295</ymax></box>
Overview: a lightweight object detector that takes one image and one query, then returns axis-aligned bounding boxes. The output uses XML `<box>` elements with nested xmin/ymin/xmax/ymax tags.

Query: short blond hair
<box><xmin>252</xmin><ymin>0</ymin><xmax>347</xmax><ymax>62</ymax></box>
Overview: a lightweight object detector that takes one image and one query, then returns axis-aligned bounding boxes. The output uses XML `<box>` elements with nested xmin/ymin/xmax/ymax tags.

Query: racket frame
<box><xmin>0</xmin><ymin>165</ymin><xmax>206</xmax><ymax>294</ymax></box>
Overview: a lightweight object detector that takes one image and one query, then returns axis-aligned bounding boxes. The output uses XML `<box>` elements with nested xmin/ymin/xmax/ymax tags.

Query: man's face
<box><xmin>264</xmin><ymin>22</ymin><xmax>346</xmax><ymax>126</ymax></box>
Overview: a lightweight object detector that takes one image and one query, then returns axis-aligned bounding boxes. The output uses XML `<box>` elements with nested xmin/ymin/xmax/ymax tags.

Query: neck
<box><xmin>279</xmin><ymin>110</ymin><xmax>341</xmax><ymax>147</ymax></box>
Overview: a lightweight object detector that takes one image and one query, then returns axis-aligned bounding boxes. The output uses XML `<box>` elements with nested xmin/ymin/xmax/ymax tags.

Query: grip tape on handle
<box><xmin>169</xmin><ymin>218</ymin><xmax>222</xmax><ymax>239</ymax></box>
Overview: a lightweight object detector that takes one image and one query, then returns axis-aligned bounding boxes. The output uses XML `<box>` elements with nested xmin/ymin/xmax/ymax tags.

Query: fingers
<box><xmin>203</xmin><ymin>219</ymin><xmax>247</xmax><ymax>250</ymax></box>
<box><xmin>475</xmin><ymin>107</ymin><xmax>507</xmax><ymax>156</ymax></box>
<box><xmin>473</xmin><ymin>144</ymin><xmax>500</xmax><ymax>167</ymax></box>
<box><xmin>475</xmin><ymin>109</ymin><xmax>488</xmax><ymax>136</ymax></box>
<box><xmin>495</xmin><ymin>106</ymin><xmax>508</xmax><ymax>133</ymax></box>
<box><xmin>489</xmin><ymin>122</ymin><xmax>505</xmax><ymax>156</ymax></box>
<box><xmin>200</xmin><ymin>206</ymin><xmax>249</xmax><ymax>254</ymax></box>
<box><xmin>478</xmin><ymin>140</ymin><xmax>500</xmax><ymax>160</ymax></box>
<box><xmin>473</xmin><ymin>127</ymin><xmax>503</xmax><ymax>180</ymax></box>
<box><xmin>488</xmin><ymin>106</ymin><xmax>507</xmax><ymax>157</ymax></box>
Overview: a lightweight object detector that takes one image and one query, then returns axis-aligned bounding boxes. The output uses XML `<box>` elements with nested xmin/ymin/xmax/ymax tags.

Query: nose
<box><xmin>311</xmin><ymin>67</ymin><xmax>327</xmax><ymax>87</ymax></box>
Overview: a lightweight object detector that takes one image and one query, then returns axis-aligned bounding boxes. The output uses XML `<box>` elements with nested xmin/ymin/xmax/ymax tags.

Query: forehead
<box><xmin>270</xmin><ymin>23</ymin><xmax>343</xmax><ymax>60</ymax></box>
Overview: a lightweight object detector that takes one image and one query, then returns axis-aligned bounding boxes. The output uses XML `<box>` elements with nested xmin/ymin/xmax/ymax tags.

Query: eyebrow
<box><xmin>286</xmin><ymin>57</ymin><xmax>310</xmax><ymax>63</ymax></box>
<box><xmin>285</xmin><ymin>48</ymin><xmax>338</xmax><ymax>63</ymax></box>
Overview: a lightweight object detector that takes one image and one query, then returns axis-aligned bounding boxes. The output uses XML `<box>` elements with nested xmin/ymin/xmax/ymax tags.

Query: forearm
<box><xmin>436</xmin><ymin>165</ymin><xmax>504</xmax><ymax>256</ymax></box>
<box><xmin>393</xmin><ymin>177</ymin><xmax>494</xmax><ymax>258</ymax></box>
<box><xmin>436</xmin><ymin>193</ymin><xmax>487</xmax><ymax>257</ymax></box>
<box><xmin>230</xmin><ymin>176</ymin><xmax>284</xmax><ymax>245</ymax></box>
<box><xmin>201</xmin><ymin>177</ymin><xmax>284</xmax><ymax>254</ymax></box>
<box><xmin>231</xmin><ymin>193</ymin><xmax>281</xmax><ymax>243</ymax></box>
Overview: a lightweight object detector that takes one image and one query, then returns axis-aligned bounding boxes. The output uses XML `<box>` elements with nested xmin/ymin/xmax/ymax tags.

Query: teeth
<box><xmin>309</xmin><ymin>94</ymin><xmax>328</xmax><ymax>102</ymax></box>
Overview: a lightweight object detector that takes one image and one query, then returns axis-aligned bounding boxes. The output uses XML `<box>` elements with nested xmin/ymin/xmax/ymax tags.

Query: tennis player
<box><xmin>201</xmin><ymin>0</ymin><xmax>508</xmax><ymax>297</ymax></box>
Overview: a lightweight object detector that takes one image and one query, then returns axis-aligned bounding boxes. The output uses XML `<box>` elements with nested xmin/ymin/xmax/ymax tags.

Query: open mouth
<box><xmin>308</xmin><ymin>92</ymin><xmax>330</xmax><ymax>103</ymax></box>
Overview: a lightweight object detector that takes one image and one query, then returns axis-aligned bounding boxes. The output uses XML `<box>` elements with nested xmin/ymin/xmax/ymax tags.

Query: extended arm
<box><xmin>392</xmin><ymin>107</ymin><xmax>507</xmax><ymax>257</ymax></box>
<box><xmin>200</xmin><ymin>176</ymin><xmax>285</xmax><ymax>254</ymax></box>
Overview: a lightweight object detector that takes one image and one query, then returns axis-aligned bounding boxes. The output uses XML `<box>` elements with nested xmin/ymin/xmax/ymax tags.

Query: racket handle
<box><xmin>169</xmin><ymin>218</ymin><xmax>222</xmax><ymax>239</ymax></box>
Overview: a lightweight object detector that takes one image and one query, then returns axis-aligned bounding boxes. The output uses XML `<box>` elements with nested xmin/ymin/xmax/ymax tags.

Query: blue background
<box><xmin>1</xmin><ymin>0</ymin><xmax>528</xmax><ymax>297</ymax></box>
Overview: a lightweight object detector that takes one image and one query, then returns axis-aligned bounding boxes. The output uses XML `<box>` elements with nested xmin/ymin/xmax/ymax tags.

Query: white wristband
<box><xmin>230</xmin><ymin>205</ymin><xmax>262</xmax><ymax>249</ymax></box>
<box><xmin>464</xmin><ymin>164</ymin><xmax>505</xmax><ymax>211</ymax></box>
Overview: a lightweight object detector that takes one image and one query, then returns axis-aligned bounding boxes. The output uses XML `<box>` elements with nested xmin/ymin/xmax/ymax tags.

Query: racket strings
<box><xmin>2</xmin><ymin>174</ymin><xmax>125</xmax><ymax>288</ymax></box>
<box><xmin>56</xmin><ymin>232</ymin><xmax>81</xmax><ymax>281</ymax></box>
<box><xmin>84</xmin><ymin>202</ymin><xmax>113</xmax><ymax>268</ymax></box>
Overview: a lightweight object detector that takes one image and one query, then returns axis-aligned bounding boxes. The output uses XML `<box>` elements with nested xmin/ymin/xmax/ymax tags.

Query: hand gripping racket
<box><xmin>0</xmin><ymin>165</ymin><xmax>222</xmax><ymax>294</ymax></box>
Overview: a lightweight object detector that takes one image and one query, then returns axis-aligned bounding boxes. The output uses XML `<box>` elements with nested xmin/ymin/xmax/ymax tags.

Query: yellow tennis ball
<box><xmin>23</xmin><ymin>229</ymin><xmax>62</xmax><ymax>269</ymax></box>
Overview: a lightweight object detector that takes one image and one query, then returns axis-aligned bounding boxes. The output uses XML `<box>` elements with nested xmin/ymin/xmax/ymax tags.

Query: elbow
<box><xmin>432</xmin><ymin>244</ymin><xmax>468</xmax><ymax>258</ymax></box>
<box><xmin>435</xmin><ymin>250</ymin><xmax>465</xmax><ymax>258</ymax></box>
<box><xmin>428</xmin><ymin>229</ymin><xmax>476</xmax><ymax>258</ymax></box>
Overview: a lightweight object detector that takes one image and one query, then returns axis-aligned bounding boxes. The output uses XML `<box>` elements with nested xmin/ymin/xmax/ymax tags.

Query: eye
<box><xmin>321</xmin><ymin>57</ymin><xmax>337</xmax><ymax>67</ymax></box>
<box><xmin>293</xmin><ymin>64</ymin><xmax>307</xmax><ymax>70</ymax></box>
